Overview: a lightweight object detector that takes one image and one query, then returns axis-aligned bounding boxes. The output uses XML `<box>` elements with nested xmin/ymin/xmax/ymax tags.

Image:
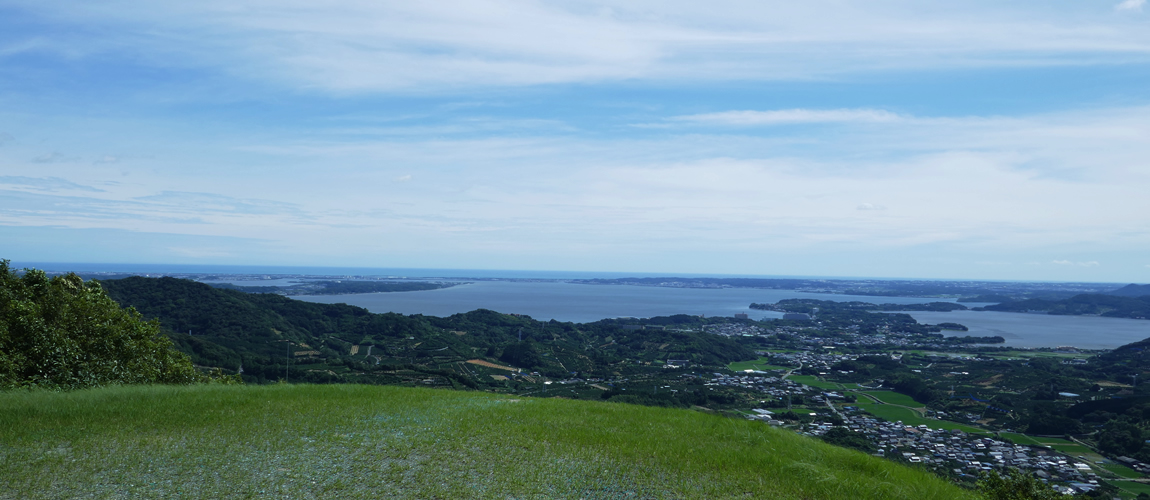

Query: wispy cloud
<box><xmin>1052</xmin><ymin>260</ymin><xmax>1100</xmax><ymax>267</ymax></box>
<box><xmin>0</xmin><ymin>176</ymin><xmax>104</xmax><ymax>192</ymax></box>
<box><xmin>31</xmin><ymin>152</ymin><xmax>79</xmax><ymax>164</ymax></box>
<box><xmin>1116</xmin><ymin>0</ymin><xmax>1145</xmax><ymax>11</ymax></box>
<box><xmin>9</xmin><ymin>1</ymin><xmax>1150</xmax><ymax>91</ymax></box>
<box><xmin>670</xmin><ymin>109</ymin><xmax>904</xmax><ymax>126</ymax></box>
<box><xmin>132</xmin><ymin>191</ymin><xmax>306</xmax><ymax>217</ymax></box>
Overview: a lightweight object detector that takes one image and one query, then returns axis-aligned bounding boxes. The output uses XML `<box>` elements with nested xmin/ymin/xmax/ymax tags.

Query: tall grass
<box><xmin>0</xmin><ymin>384</ymin><xmax>979</xmax><ymax>499</ymax></box>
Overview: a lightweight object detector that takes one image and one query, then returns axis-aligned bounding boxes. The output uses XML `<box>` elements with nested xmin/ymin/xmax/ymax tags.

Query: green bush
<box><xmin>0</xmin><ymin>261</ymin><xmax>214</xmax><ymax>389</ymax></box>
<box><xmin>978</xmin><ymin>469</ymin><xmax>1061</xmax><ymax>500</ymax></box>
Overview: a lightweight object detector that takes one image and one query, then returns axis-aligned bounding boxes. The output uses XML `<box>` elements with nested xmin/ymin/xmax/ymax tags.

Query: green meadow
<box><xmin>0</xmin><ymin>384</ymin><xmax>978</xmax><ymax>499</ymax></box>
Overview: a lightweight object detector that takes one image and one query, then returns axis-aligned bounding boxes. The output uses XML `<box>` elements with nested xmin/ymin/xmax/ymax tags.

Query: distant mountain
<box><xmin>1107</xmin><ymin>284</ymin><xmax>1150</xmax><ymax>298</ymax></box>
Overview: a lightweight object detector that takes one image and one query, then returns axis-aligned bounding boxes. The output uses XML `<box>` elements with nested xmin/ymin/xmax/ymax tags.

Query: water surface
<box><xmin>298</xmin><ymin>281</ymin><xmax>1150</xmax><ymax>349</ymax></box>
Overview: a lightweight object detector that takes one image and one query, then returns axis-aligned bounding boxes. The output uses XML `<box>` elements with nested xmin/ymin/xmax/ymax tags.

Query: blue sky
<box><xmin>1</xmin><ymin>0</ymin><xmax>1149</xmax><ymax>281</ymax></box>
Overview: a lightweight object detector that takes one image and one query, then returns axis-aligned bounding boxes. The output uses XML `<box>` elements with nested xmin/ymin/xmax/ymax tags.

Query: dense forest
<box><xmin>976</xmin><ymin>294</ymin><xmax>1150</xmax><ymax>320</ymax></box>
<box><xmin>750</xmin><ymin>299</ymin><xmax>972</xmax><ymax>336</ymax></box>
<box><xmin>98</xmin><ymin>277</ymin><xmax>756</xmax><ymax>385</ymax></box>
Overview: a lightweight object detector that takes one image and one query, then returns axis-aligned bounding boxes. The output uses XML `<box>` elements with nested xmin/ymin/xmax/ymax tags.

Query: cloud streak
<box><xmin>670</xmin><ymin>109</ymin><xmax>904</xmax><ymax>126</ymax></box>
<box><xmin>1116</xmin><ymin>0</ymin><xmax>1145</xmax><ymax>12</ymax></box>
<box><xmin>8</xmin><ymin>1</ymin><xmax>1150</xmax><ymax>91</ymax></box>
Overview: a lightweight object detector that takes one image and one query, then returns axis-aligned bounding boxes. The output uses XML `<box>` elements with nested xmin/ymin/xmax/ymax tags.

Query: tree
<box><xmin>500</xmin><ymin>341</ymin><xmax>542</xmax><ymax>369</ymax></box>
<box><xmin>0</xmin><ymin>261</ymin><xmax>210</xmax><ymax>389</ymax></box>
<box><xmin>978</xmin><ymin>470</ymin><xmax>1061</xmax><ymax>500</ymax></box>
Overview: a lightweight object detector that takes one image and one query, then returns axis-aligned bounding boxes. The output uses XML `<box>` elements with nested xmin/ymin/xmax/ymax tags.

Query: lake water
<box><xmin>296</xmin><ymin>281</ymin><xmax>1150</xmax><ymax>350</ymax></box>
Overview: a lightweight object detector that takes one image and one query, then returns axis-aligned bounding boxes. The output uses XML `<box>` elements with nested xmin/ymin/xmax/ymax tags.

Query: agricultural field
<box><xmin>1113</xmin><ymin>480</ymin><xmax>1150</xmax><ymax>498</ymax></box>
<box><xmin>853</xmin><ymin>404</ymin><xmax>987</xmax><ymax>435</ymax></box>
<box><xmin>860</xmin><ymin>391</ymin><xmax>922</xmax><ymax>407</ymax></box>
<box><xmin>0</xmin><ymin>384</ymin><xmax>976</xmax><ymax>500</ymax></box>
<box><xmin>787</xmin><ymin>375</ymin><xmax>842</xmax><ymax>391</ymax></box>
<box><xmin>1102</xmin><ymin>463</ymin><xmax>1144</xmax><ymax>479</ymax></box>
<box><xmin>727</xmin><ymin>357</ymin><xmax>790</xmax><ymax>372</ymax></box>
<box><xmin>998</xmin><ymin>432</ymin><xmax>1046</xmax><ymax>446</ymax></box>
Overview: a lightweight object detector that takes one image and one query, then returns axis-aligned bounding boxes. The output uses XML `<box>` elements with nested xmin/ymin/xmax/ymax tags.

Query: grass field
<box><xmin>0</xmin><ymin>384</ymin><xmax>977</xmax><ymax>499</ymax></box>
<box><xmin>727</xmin><ymin>357</ymin><xmax>790</xmax><ymax>372</ymax></box>
<box><xmin>861</xmin><ymin>391</ymin><xmax>922</xmax><ymax>407</ymax></box>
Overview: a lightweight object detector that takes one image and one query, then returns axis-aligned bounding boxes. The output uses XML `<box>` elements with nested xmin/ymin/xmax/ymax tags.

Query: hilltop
<box><xmin>0</xmin><ymin>384</ymin><xmax>977</xmax><ymax>500</ymax></box>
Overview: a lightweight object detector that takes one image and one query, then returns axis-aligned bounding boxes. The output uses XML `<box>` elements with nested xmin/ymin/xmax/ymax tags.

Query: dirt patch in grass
<box><xmin>975</xmin><ymin>374</ymin><xmax>1003</xmax><ymax>387</ymax></box>
<box><xmin>467</xmin><ymin>359</ymin><xmax>519</xmax><ymax>371</ymax></box>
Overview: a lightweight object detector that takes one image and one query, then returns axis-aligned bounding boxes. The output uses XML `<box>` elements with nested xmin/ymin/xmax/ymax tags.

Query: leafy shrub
<box><xmin>0</xmin><ymin>261</ymin><xmax>216</xmax><ymax>389</ymax></box>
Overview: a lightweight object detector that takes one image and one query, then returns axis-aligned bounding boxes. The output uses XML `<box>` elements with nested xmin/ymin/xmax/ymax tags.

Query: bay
<box><xmin>297</xmin><ymin>281</ymin><xmax>1150</xmax><ymax>349</ymax></box>
<box><xmin>297</xmin><ymin>280</ymin><xmax>951</xmax><ymax>323</ymax></box>
<box><xmin>905</xmin><ymin>311</ymin><xmax>1150</xmax><ymax>350</ymax></box>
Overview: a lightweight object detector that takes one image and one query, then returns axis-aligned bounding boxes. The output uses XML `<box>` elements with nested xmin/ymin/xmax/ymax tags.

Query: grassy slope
<box><xmin>0</xmin><ymin>385</ymin><xmax>978</xmax><ymax>500</ymax></box>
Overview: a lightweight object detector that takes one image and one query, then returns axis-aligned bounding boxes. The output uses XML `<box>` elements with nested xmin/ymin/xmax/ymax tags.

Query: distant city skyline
<box><xmin>2</xmin><ymin>1</ymin><xmax>1149</xmax><ymax>282</ymax></box>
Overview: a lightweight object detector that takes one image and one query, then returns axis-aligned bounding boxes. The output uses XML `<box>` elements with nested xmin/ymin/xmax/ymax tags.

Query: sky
<box><xmin>1</xmin><ymin>0</ymin><xmax>1149</xmax><ymax>282</ymax></box>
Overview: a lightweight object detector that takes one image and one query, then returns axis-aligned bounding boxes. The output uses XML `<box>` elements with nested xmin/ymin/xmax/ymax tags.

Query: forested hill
<box><xmin>1108</xmin><ymin>284</ymin><xmax>1150</xmax><ymax>297</ymax></box>
<box><xmin>975</xmin><ymin>293</ymin><xmax>1150</xmax><ymax>319</ymax></box>
<box><xmin>98</xmin><ymin>277</ymin><xmax>754</xmax><ymax>385</ymax></box>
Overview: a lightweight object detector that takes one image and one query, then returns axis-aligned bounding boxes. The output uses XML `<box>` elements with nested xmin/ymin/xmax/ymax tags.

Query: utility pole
<box><xmin>285</xmin><ymin>342</ymin><xmax>290</xmax><ymax>383</ymax></box>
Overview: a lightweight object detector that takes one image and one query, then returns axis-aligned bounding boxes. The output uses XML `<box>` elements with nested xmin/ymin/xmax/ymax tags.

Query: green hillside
<box><xmin>977</xmin><ymin>293</ymin><xmax>1150</xmax><ymax>320</ymax></box>
<box><xmin>0</xmin><ymin>384</ymin><xmax>977</xmax><ymax>500</ymax></box>
<box><xmin>97</xmin><ymin>277</ymin><xmax>755</xmax><ymax>385</ymax></box>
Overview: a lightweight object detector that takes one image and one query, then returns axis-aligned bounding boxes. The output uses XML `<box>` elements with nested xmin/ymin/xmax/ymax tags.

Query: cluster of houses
<box><xmin>797</xmin><ymin>414</ymin><xmax>1103</xmax><ymax>495</ymax></box>
<box><xmin>706</xmin><ymin>372</ymin><xmax>816</xmax><ymax>401</ymax></box>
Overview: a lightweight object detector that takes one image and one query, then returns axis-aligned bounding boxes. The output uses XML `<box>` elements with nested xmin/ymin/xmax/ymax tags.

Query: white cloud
<box><xmin>395</xmin><ymin>174</ymin><xmax>412</xmax><ymax>182</ymax></box>
<box><xmin>671</xmin><ymin>109</ymin><xmax>903</xmax><ymax>126</ymax></box>
<box><xmin>1052</xmin><ymin>260</ymin><xmax>1100</xmax><ymax>267</ymax></box>
<box><xmin>10</xmin><ymin>1</ymin><xmax>1150</xmax><ymax>91</ymax></box>
<box><xmin>1116</xmin><ymin>0</ymin><xmax>1145</xmax><ymax>11</ymax></box>
<box><xmin>856</xmin><ymin>203</ymin><xmax>887</xmax><ymax>211</ymax></box>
